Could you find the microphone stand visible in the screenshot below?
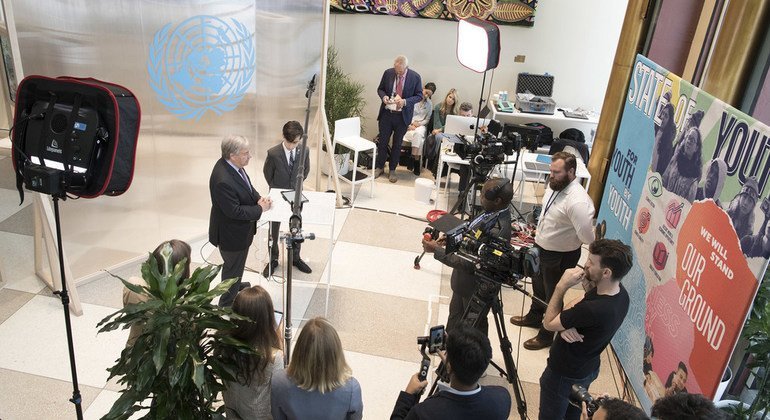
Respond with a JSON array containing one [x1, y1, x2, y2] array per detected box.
[[283, 75, 318, 364]]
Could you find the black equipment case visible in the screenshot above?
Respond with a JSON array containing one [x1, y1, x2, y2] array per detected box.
[[12, 75, 141, 199]]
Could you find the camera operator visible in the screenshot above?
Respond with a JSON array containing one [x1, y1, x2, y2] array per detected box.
[[389, 324, 511, 420], [539, 239, 632, 420], [580, 398, 648, 420], [422, 178, 513, 335], [511, 151, 595, 351], [650, 392, 725, 419]]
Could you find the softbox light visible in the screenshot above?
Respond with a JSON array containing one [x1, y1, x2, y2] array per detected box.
[[457, 18, 500, 73], [12, 76, 141, 200]]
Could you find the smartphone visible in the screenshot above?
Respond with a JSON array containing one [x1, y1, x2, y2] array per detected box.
[[428, 325, 445, 354], [274, 310, 284, 326]]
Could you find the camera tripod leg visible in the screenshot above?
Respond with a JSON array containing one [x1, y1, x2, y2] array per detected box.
[[427, 282, 528, 419]]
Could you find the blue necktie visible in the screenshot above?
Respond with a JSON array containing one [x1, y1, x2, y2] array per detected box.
[[289, 150, 295, 174]]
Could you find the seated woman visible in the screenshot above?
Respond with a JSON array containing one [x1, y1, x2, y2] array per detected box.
[[222, 285, 284, 420], [402, 82, 436, 175], [424, 88, 459, 176], [122, 239, 191, 347], [271, 317, 363, 420]]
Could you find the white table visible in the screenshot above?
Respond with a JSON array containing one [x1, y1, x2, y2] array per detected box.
[[488, 99, 599, 147], [333, 135, 376, 203]]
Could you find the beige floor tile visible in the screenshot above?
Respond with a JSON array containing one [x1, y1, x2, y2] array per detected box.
[[0, 367, 101, 420], [305, 286, 432, 363], [0, 288, 35, 325]]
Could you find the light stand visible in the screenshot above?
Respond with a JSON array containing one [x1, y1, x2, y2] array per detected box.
[[453, 17, 500, 220], [51, 193, 84, 419], [282, 75, 318, 363]]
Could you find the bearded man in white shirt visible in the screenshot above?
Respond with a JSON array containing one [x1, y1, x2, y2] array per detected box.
[[510, 151, 595, 350]]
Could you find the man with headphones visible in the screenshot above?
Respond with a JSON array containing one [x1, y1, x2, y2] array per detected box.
[[422, 178, 513, 335]]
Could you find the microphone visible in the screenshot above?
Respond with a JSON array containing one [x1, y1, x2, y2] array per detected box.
[[305, 74, 317, 98]]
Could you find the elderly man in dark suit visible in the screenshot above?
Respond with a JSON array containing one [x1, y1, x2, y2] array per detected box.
[[262, 121, 312, 277], [209, 135, 272, 307], [375, 55, 423, 183]]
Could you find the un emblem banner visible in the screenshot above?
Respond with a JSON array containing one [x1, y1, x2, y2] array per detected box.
[[148, 15, 256, 121]]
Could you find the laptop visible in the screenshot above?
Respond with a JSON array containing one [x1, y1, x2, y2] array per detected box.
[[444, 115, 490, 137], [524, 154, 552, 172]]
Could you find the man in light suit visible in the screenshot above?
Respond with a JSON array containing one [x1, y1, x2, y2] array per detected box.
[[262, 121, 312, 277], [375, 55, 423, 183], [209, 135, 272, 307]]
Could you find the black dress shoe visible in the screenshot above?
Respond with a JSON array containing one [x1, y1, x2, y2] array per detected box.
[[293, 258, 312, 273], [262, 260, 278, 277], [510, 314, 541, 328], [523, 336, 553, 351]]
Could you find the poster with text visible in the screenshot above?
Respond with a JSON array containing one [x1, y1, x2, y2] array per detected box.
[[597, 54, 769, 412]]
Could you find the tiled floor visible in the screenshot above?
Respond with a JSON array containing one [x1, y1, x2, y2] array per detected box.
[[0, 156, 626, 419]]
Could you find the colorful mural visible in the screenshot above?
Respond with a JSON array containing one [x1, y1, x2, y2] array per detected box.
[[330, 0, 538, 27]]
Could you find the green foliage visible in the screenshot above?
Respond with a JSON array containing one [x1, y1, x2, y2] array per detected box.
[[740, 271, 770, 418], [325, 46, 366, 153], [97, 245, 254, 420]]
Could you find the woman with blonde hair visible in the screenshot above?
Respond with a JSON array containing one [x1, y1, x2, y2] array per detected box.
[[271, 317, 363, 420], [425, 88, 459, 176], [223, 285, 283, 419]]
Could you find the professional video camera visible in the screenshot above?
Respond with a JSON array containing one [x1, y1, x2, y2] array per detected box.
[[569, 385, 609, 418], [456, 122, 518, 176], [428, 214, 532, 286]]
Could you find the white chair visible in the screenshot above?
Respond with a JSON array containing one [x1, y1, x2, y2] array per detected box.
[[333, 117, 376, 203]]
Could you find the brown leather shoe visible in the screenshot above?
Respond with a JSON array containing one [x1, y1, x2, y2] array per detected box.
[[389, 171, 398, 183], [510, 314, 541, 328], [523, 336, 553, 351]]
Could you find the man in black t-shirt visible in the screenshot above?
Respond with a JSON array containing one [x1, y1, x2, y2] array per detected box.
[[539, 239, 632, 420]]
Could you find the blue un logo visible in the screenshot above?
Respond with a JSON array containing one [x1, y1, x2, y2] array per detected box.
[[148, 15, 255, 121]]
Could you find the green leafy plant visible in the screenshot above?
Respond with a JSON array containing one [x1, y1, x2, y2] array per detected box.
[[324, 46, 366, 153], [97, 245, 254, 420], [739, 271, 770, 419]]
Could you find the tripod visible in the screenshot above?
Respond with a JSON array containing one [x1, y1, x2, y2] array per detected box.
[[427, 274, 547, 419], [450, 162, 492, 220]]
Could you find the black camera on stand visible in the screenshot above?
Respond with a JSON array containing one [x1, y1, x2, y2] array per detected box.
[[456, 124, 518, 179], [431, 213, 532, 286]]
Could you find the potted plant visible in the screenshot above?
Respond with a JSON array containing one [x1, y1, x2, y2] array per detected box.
[[717, 270, 770, 418], [322, 46, 366, 176], [97, 245, 253, 419]]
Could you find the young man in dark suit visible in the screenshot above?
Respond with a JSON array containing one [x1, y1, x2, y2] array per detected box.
[[262, 121, 312, 276], [209, 135, 272, 307], [375, 55, 423, 183]]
